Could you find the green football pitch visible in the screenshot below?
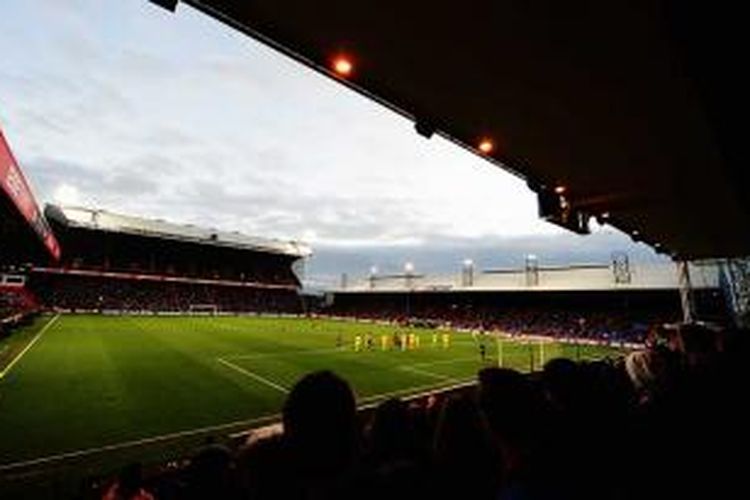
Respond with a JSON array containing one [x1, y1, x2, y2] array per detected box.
[[0, 314, 623, 491]]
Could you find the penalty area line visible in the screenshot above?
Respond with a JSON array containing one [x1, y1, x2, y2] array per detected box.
[[0, 314, 60, 380], [357, 377, 476, 407], [407, 356, 478, 369], [223, 347, 343, 361], [398, 365, 453, 381], [216, 357, 289, 393]]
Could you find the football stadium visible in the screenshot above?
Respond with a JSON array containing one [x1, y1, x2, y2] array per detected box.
[[2, 1, 749, 499]]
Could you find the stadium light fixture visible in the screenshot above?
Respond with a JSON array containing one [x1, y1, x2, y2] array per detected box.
[[404, 262, 415, 274], [463, 258, 474, 268], [478, 138, 494, 154], [369, 265, 378, 276], [554, 185, 567, 194], [332, 56, 354, 77]]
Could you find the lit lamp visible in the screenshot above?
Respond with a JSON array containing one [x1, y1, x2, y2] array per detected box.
[[332, 56, 353, 77], [478, 138, 494, 154]]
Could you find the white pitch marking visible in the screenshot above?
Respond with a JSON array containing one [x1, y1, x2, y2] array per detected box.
[[407, 356, 478, 369], [223, 347, 344, 361], [0, 412, 281, 472], [217, 357, 289, 393], [0, 314, 60, 380], [399, 365, 453, 381], [357, 378, 476, 406]]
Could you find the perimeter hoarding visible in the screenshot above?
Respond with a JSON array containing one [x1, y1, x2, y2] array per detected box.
[[0, 127, 60, 260]]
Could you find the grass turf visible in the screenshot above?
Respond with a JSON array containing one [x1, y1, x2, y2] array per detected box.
[[0, 314, 624, 493]]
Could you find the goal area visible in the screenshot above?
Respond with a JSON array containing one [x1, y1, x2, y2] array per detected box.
[[188, 304, 219, 315]]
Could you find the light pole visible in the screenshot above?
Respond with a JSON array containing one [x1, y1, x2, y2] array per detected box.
[[404, 262, 414, 318], [462, 258, 475, 287], [369, 265, 378, 290]]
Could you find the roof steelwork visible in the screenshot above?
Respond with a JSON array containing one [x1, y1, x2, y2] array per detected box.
[[339, 262, 719, 293], [45, 204, 311, 258], [158, 1, 746, 260]]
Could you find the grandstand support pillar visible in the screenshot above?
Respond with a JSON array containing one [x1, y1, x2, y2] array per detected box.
[[369, 266, 378, 290], [525, 254, 539, 287], [721, 258, 750, 328], [462, 259, 475, 287], [340, 273, 348, 290], [677, 260, 695, 323], [611, 252, 631, 284]]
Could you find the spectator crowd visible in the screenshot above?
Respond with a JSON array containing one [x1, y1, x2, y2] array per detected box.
[[327, 301, 675, 344], [27, 274, 301, 314]]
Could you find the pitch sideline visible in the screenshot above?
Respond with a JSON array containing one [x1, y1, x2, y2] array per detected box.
[[0, 376, 475, 473], [398, 365, 453, 381], [0, 314, 60, 380], [0, 411, 281, 473]]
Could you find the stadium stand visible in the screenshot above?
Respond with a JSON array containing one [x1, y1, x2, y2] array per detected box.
[[30, 273, 299, 314], [325, 287, 727, 344], [42, 205, 305, 286], [26, 205, 311, 313], [0, 275, 37, 317], [1, 130, 54, 332]]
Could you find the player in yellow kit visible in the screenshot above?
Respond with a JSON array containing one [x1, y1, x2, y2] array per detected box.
[[354, 334, 362, 352], [442, 332, 450, 349]]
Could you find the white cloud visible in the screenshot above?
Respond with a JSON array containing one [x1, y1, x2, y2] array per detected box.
[[52, 183, 81, 206]]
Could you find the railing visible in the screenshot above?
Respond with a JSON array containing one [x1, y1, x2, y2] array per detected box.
[[30, 266, 298, 290]]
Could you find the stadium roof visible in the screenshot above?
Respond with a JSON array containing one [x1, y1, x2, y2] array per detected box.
[[337, 261, 719, 293], [45, 204, 312, 258], [159, 1, 746, 260]]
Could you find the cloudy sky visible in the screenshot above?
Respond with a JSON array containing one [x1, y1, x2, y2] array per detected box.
[[0, 0, 663, 287]]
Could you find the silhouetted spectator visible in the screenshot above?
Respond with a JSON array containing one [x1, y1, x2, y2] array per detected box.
[[183, 443, 238, 499], [282, 370, 358, 471], [102, 463, 155, 500], [366, 398, 416, 466], [433, 394, 500, 500]]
